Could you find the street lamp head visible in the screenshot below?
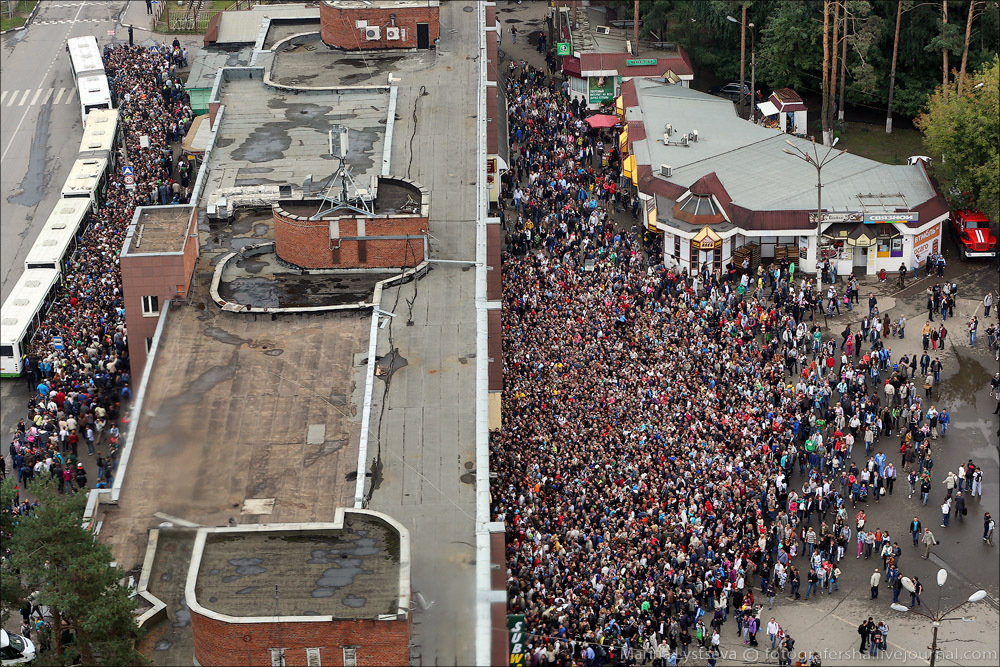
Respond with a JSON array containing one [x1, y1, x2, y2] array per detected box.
[[968, 590, 988, 603], [901, 577, 916, 594], [832, 137, 840, 147], [726, 15, 739, 24], [937, 569, 948, 587], [785, 139, 796, 147], [890, 603, 910, 613], [961, 616, 977, 622], [748, 22, 754, 28]]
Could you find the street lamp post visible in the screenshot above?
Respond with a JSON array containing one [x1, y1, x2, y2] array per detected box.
[[782, 137, 845, 288], [891, 569, 987, 667]]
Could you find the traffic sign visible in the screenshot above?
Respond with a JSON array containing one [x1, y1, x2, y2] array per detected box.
[[122, 165, 136, 190], [52, 336, 64, 351]]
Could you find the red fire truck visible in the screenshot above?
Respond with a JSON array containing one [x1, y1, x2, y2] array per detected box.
[[949, 209, 997, 259]]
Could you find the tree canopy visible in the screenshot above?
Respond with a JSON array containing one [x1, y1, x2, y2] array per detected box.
[[916, 56, 1000, 224], [2, 478, 147, 665], [608, 0, 999, 120]]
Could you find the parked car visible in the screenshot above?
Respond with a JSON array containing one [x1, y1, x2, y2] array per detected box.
[[1, 629, 36, 666], [949, 208, 998, 259], [709, 81, 750, 102]]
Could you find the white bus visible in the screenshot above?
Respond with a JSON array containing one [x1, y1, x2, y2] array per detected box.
[[66, 36, 112, 124], [0, 268, 61, 377], [77, 73, 113, 125], [79, 107, 120, 169], [61, 157, 108, 213], [24, 198, 91, 273]]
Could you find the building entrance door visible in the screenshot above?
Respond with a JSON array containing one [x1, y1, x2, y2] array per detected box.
[[417, 23, 430, 49]]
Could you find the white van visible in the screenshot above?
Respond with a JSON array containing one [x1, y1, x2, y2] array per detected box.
[[0, 628, 36, 665]]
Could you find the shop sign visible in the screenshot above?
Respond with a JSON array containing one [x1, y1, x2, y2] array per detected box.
[[508, 615, 527, 666], [863, 212, 917, 223], [556, 42, 571, 56], [913, 222, 941, 246], [699, 237, 720, 250], [809, 211, 863, 224], [588, 76, 617, 104], [626, 58, 657, 66]]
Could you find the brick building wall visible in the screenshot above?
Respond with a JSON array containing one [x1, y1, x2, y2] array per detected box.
[[120, 210, 199, 379], [190, 609, 411, 666], [320, 1, 440, 50], [274, 208, 427, 269]]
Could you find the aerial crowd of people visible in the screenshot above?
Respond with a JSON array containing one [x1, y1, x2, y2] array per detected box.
[[5, 41, 193, 521], [491, 56, 992, 667]]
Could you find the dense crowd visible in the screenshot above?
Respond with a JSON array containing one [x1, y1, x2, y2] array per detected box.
[[8, 41, 194, 497], [490, 60, 983, 667]]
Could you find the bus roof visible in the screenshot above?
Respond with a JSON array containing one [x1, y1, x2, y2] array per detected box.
[[61, 157, 108, 198], [0, 268, 60, 345], [79, 108, 119, 158], [67, 36, 104, 78], [23, 199, 91, 271], [78, 74, 112, 108]]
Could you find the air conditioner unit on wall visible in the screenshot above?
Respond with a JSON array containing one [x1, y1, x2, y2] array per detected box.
[[386, 27, 400, 40], [365, 26, 381, 40]]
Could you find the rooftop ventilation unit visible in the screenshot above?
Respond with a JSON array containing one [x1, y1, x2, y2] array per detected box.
[[596, 25, 611, 35], [665, 124, 672, 136], [365, 26, 381, 40], [690, 130, 699, 142], [680, 135, 688, 146], [660, 164, 673, 177]]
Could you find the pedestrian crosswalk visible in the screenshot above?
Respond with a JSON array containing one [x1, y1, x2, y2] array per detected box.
[[0, 88, 77, 108], [32, 18, 112, 26]]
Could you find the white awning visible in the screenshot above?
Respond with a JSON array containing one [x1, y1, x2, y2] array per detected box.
[[757, 100, 779, 117]]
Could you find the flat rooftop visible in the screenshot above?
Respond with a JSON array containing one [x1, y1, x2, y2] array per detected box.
[[269, 33, 437, 87], [97, 303, 368, 571], [207, 76, 388, 194], [219, 253, 396, 308], [194, 519, 400, 619], [122, 206, 194, 255]]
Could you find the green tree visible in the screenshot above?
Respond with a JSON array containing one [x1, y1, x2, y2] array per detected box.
[[757, 1, 824, 90], [1, 478, 29, 625], [6, 479, 147, 665], [916, 56, 999, 224]]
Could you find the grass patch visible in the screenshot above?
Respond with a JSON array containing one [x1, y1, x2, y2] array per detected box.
[[0, 0, 37, 32], [807, 119, 927, 165]]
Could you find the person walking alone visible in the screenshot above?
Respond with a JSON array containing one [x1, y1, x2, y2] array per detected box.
[[870, 569, 881, 599], [921, 528, 938, 559]]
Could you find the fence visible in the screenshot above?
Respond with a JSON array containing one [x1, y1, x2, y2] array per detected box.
[[153, 0, 262, 34]]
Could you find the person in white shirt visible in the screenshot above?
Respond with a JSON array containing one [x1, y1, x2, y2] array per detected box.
[[767, 618, 780, 649]]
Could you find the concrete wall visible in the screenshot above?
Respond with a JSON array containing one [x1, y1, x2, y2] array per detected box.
[[190, 611, 410, 666], [320, 2, 440, 50], [274, 208, 427, 269]]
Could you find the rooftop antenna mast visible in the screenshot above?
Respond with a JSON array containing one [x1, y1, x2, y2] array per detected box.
[[312, 127, 374, 219]]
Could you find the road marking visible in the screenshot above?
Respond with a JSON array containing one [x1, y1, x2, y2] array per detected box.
[[41, 89, 53, 105], [17, 90, 31, 106], [53, 88, 65, 105], [0, 1, 86, 165], [0, 91, 6, 104], [29, 89, 43, 106], [6, 91, 18, 107]]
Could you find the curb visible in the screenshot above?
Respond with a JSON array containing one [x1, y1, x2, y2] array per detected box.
[[0, 0, 41, 35]]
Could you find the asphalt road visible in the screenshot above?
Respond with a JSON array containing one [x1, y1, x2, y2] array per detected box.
[[0, 0, 128, 302]]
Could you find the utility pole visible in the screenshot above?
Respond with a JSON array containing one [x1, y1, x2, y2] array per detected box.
[[633, 0, 640, 56], [886, 0, 903, 133], [839, 2, 848, 121], [739, 3, 746, 118]]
